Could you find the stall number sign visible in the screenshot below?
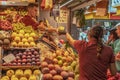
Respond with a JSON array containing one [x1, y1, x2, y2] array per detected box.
[[56, 10, 68, 23], [3, 54, 16, 63], [112, 0, 120, 7]]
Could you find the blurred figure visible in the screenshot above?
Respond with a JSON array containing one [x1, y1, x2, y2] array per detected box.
[[106, 29, 119, 49], [114, 23, 120, 72]]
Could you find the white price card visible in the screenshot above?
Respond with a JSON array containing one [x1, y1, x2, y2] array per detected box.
[[3, 54, 16, 63]]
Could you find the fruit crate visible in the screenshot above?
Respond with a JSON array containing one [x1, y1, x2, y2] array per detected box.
[[1, 68, 41, 80], [1, 48, 41, 68]]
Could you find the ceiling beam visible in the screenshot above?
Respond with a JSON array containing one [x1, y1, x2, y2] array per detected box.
[[71, 0, 102, 11]]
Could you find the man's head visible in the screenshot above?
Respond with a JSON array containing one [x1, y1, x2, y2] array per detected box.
[[115, 23, 120, 37], [27, 3, 38, 18]]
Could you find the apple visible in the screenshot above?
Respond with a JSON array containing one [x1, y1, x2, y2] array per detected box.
[[32, 62, 36, 65], [30, 42, 36, 47], [28, 52, 32, 55], [17, 62, 21, 66], [22, 59, 27, 63], [36, 62, 40, 65], [19, 30, 25, 34], [28, 37, 34, 42], [3, 63, 8, 66], [14, 37, 21, 42], [36, 55, 40, 58], [25, 49, 30, 53], [22, 63, 26, 66], [30, 32, 36, 38], [18, 42, 23, 47], [36, 58, 40, 62], [27, 63, 31, 66], [23, 52, 27, 56], [34, 51, 38, 55], [16, 56, 20, 60], [27, 55, 31, 59], [18, 59, 21, 63], [22, 38, 28, 43], [12, 63, 17, 66], [22, 55, 27, 59], [13, 59, 17, 63], [11, 41, 17, 47], [30, 48, 35, 52], [27, 59, 32, 62], [32, 58, 36, 61], [31, 55, 35, 58], [24, 33, 29, 38], [19, 52, 23, 56]]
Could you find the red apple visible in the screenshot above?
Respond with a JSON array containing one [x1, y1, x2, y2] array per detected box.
[[27, 55, 31, 59], [32, 58, 36, 61], [23, 52, 27, 55], [36, 62, 40, 65], [36, 54, 40, 58], [27, 63, 31, 66], [36, 58, 40, 62], [2, 63, 7, 66], [28, 52, 32, 55], [16, 56, 20, 60], [22, 63, 26, 66], [19, 52, 23, 56], [13, 59, 17, 63], [18, 59, 21, 63], [27, 59, 32, 62], [31, 54, 35, 58], [17, 63, 21, 66], [22, 59, 27, 63], [34, 51, 39, 55], [22, 55, 27, 59], [32, 62, 36, 65], [12, 63, 17, 66]]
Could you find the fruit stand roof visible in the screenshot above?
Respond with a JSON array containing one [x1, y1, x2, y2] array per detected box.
[[60, 0, 102, 11]]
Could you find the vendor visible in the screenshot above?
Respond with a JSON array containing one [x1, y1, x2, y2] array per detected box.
[[20, 3, 39, 30], [20, 3, 57, 32]]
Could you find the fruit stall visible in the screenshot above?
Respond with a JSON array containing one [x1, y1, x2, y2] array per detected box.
[[0, 0, 80, 80]]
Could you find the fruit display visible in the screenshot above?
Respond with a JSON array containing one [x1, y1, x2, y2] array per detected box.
[[11, 22, 38, 48], [40, 47, 79, 80], [0, 20, 13, 30], [1, 69, 41, 80], [2, 49, 40, 66], [0, 31, 11, 47]]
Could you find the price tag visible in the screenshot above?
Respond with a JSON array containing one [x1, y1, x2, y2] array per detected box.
[[3, 54, 16, 63]]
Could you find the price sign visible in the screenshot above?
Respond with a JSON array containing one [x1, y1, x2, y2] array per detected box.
[[112, 0, 120, 7], [3, 54, 16, 63]]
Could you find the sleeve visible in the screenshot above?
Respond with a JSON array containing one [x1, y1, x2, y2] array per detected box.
[[74, 40, 86, 53]]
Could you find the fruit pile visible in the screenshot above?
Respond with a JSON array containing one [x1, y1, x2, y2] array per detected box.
[[0, 20, 13, 30], [0, 31, 11, 46], [11, 22, 38, 48], [1, 69, 41, 80], [2, 49, 40, 66], [40, 48, 79, 80]]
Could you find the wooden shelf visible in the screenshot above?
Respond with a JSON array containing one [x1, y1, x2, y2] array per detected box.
[[2, 66, 40, 70]]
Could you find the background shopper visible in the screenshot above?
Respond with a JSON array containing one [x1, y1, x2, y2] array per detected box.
[[66, 25, 117, 80]]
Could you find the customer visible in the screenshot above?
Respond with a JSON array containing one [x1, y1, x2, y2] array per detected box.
[[114, 23, 120, 73], [106, 29, 119, 49], [20, 3, 57, 32], [66, 25, 117, 80]]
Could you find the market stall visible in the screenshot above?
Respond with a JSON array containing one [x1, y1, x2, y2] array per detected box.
[[0, 0, 79, 80]]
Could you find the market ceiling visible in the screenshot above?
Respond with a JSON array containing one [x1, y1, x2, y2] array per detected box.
[[60, 0, 102, 11]]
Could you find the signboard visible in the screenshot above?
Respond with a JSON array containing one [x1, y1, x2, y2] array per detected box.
[[110, 12, 120, 20], [56, 10, 68, 23], [112, 0, 120, 7], [3, 54, 16, 63]]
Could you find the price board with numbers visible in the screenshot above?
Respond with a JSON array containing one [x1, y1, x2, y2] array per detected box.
[[56, 10, 68, 23]]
